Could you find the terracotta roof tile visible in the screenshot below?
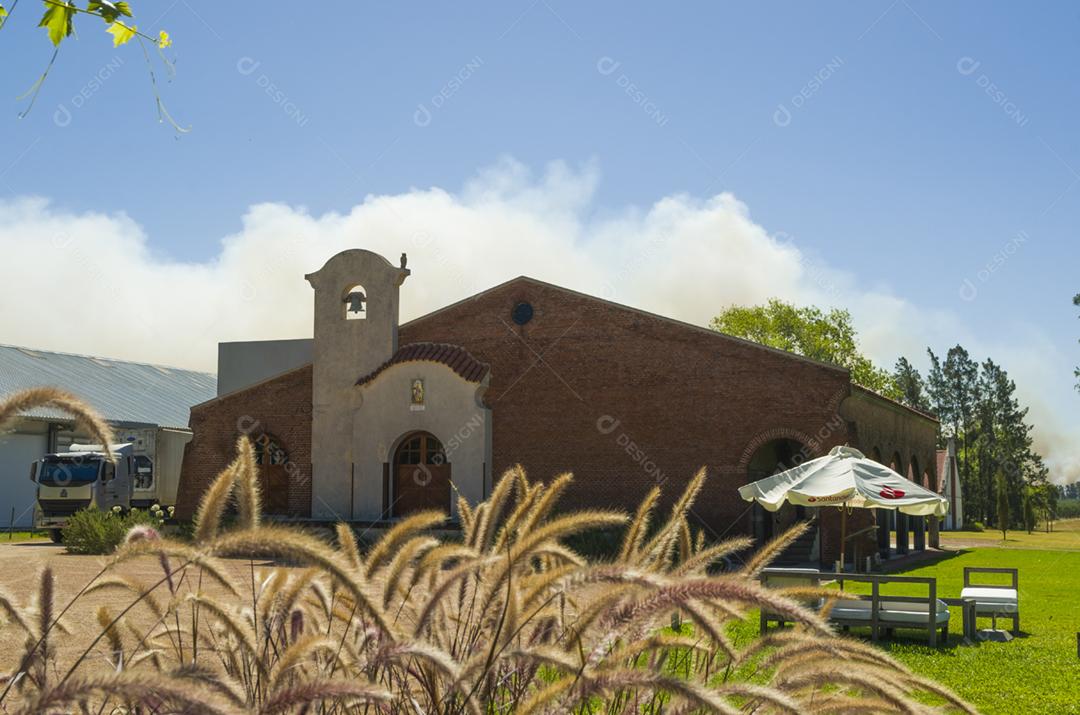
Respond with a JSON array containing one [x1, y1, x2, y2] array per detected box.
[[355, 342, 490, 386]]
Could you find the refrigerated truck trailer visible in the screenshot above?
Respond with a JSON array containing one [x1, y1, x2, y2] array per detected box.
[[30, 427, 192, 540]]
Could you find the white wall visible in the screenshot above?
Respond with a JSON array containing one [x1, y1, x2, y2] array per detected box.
[[0, 426, 48, 528], [336, 361, 491, 521]]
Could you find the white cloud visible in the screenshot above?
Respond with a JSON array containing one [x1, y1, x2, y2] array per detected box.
[[1, 158, 1077, 483]]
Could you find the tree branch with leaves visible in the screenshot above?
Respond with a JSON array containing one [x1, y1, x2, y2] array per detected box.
[[2, 0, 187, 131]]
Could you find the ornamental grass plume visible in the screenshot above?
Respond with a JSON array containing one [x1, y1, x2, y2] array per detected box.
[[0, 391, 975, 713]]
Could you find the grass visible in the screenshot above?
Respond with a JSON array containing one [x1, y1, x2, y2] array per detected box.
[[735, 541, 1080, 715], [882, 548, 1080, 715], [0, 530, 49, 543], [938, 517, 1080, 551]]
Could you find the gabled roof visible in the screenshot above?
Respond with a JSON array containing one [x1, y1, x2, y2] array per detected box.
[[0, 343, 216, 429], [402, 275, 851, 374], [356, 343, 489, 386]]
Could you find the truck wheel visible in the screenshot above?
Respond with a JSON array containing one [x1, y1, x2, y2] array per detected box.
[[50, 529, 63, 544]]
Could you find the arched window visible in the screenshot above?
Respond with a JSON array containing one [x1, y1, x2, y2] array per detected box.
[[344, 284, 367, 320], [254, 434, 288, 466], [396, 433, 447, 466]]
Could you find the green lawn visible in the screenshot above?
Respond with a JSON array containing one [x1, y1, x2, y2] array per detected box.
[[0, 530, 49, 543], [735, 547, 1080, 714], [877, 548, 1080, 715], [939, 518, 1080, 552]]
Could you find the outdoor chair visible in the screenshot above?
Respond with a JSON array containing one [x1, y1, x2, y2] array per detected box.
[[761, 569, 950, 647], [959, 567, 1020, 635], [828, 573, 950, 647], [758, 567, 823, 633]]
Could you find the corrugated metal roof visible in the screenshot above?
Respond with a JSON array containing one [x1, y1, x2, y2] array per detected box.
[[0, 343, 216, 429]]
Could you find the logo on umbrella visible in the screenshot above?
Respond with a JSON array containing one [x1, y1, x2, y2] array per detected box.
[[879, 486, 905, 499]]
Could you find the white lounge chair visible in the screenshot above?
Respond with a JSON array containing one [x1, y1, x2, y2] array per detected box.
[[759, 570, 950, 646], [826, 573, 950, 647], [959, 567, 1019, 635]]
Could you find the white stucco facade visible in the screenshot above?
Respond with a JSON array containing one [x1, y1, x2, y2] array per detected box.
[[351, 362, 491, 520], [305, 249, 491, 521]]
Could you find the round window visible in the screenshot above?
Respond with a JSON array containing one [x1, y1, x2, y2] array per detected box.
[[511, 301, 534, 325]]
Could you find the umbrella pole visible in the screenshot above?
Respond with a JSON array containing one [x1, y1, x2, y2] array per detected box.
[[839, 503, 847, 573]]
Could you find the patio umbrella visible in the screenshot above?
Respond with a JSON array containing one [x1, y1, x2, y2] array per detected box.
[[738, 445, 949, 568]]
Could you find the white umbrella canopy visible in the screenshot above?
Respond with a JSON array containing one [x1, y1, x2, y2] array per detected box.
[[738, 445, 948, 567]]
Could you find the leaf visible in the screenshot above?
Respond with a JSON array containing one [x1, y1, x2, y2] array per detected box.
[[38, 0, 75, 46], [88, 0, 132, 22], [157, 28, 170, 47], [106, 20, 135, 46], [0, 5, 7, 22]]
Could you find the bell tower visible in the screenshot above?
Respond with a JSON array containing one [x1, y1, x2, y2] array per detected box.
[[305, 249, 410, 517]]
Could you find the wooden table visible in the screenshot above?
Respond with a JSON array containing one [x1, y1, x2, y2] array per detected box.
[[942, 597, 977, 643]]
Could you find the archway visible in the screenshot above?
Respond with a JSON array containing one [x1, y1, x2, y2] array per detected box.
[[392, 432, 450, 517], [747, 438, 807, 544]]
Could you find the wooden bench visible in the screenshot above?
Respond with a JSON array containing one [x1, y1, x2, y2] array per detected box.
[[960, 566, 1020, 635], [760, 569, 951, 647]]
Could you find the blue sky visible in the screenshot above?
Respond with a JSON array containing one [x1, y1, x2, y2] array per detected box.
[[1, 2, 1078, 478]]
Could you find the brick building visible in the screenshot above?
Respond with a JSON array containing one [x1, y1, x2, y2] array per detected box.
[[177, 249, 939, 566]]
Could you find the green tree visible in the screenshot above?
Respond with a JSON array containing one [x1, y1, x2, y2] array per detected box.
[[710, 299, 899, 397], [927, 346, 979, 510], [1022, 487, 1035, 534], [893, 356, 929, 411], [996, 472, 1010, 539]]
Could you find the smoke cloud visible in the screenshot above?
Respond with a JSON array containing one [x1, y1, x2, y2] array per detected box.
[[1, 158, 1076, 483]]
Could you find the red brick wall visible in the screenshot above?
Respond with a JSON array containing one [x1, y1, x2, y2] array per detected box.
[[177, 277, 939, 568], [175, 365, 313, 520], [399, 279, 855, 540]]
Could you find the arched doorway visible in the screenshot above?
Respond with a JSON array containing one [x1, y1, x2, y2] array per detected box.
[[253, 433, 290, 515], [392, 432, 450, 517], [747, 438, 807, 544]]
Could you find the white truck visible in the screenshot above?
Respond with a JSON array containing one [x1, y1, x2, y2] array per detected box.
[[30, 427, 191, 542]]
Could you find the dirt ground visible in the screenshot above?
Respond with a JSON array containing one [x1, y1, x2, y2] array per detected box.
[[0, 541, 278, 677]]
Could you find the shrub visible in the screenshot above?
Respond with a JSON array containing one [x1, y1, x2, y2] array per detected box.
[[61, 507, 163, 555]]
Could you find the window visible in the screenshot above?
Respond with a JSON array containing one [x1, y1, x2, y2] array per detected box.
[[395, 434, 446, 466], [254, 435, 288, 466], [425, 436, 446, 465], [133, 456, 154, 491], [344, 283, 367, 320]]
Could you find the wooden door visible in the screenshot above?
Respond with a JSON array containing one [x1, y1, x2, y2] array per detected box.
[[393, 433, 450, 517], [260, 466, 290, 515]]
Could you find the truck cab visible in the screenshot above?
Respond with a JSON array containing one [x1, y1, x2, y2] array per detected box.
[[31, 443, 134, 542]]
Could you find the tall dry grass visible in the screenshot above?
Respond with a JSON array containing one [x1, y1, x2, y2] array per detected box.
[[0, 388, 975, 713]]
